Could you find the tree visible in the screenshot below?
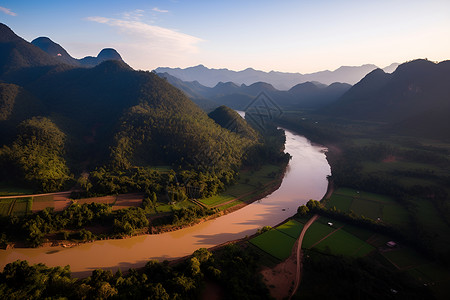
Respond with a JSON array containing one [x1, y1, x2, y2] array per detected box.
[[297, 205, 310, 216]]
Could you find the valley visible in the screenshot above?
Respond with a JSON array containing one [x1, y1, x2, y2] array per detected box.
[[0, 6, 449, 298]]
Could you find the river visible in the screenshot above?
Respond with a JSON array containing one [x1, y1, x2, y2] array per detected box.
[[0, 129, 330, 277]]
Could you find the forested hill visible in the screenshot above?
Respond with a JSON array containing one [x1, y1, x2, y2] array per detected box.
[[208, 105, 259, 140], [0, 23, 263, 193], [321, 59, 450, 139], [0, 23, 61, 75]]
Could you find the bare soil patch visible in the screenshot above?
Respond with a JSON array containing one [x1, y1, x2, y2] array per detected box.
[[382, 155, 398, 163], [261, 239, 298, 300], [112, 193, 144, 210]]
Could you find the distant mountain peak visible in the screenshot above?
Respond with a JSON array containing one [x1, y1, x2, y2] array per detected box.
[[32, 37, 70, 56], [155, 62, 398, 89], [97, 48, 122, 61]]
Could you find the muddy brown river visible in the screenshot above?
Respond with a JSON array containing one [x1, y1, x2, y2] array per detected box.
[[0, 129, 330, 277]]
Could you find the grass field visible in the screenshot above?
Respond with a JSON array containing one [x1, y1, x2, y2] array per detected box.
[[411, 199, 450, 252], [11, 198, 30, 216], [276, 219, 304, 239], [0, 197, 32, 216], [341, 224, 373, 241], [302, 222, 335, 249], [325, 188, 410, 226], [327, 194, 353, 211], [199, 194, 234, 207], [313, 229, 375, 257], [382, 248, 429, 269], [0, 199, 13, 216], [194, 163, 283, 211], [249, 229, 296, 260], [218, 200, 243, 211]]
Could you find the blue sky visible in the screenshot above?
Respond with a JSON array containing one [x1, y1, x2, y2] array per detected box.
[[1, 0, 449, 73]]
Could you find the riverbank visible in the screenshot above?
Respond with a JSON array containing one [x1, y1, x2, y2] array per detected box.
[[0, 128, 330, 279]]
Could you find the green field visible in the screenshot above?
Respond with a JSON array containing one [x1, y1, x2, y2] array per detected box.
[[382, 248, 429, 269], [326, 188, 410, 226], [362, 160, 443, 175], [199, 194, 234, 207], [276, 219, 304, 239], [218, 200, 243, 211], [0, 199, 13, 216], [327, 194, 353, 211], [341, 224, 373, 241], [313, 229, 375, 257], [411, 199, 450, 251], [12, 198, 29, 216], [302, 222, 335, 249], [350, 198, 382, 219], [0, 197, 31, 216], [249, 229, 296, 260]]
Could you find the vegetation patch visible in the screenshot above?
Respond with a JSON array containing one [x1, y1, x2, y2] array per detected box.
[[0, 199, 13, 216], [326, 194, 353, 211], [249, 229, 296, 260], [313, 229, 374, 257], [382, 248, 429, 270], [302, 222, 335, 249], [275, 219, 304, 239], [199, 194, 234, 207], [11, 198, 30, 216], [341, 224, 373, 241]]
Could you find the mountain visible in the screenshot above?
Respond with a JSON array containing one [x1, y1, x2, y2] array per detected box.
[[79, 48, 123, 67], [0, 23, 260, 192], [32, 36, 123, 67], [31, 37, 80, 66], [158, 72, 219, 111], [321, 59, 450, 139], [0, 24, 61, 75], [208, 105, 259, 140], [158, 72, 351, 111], [155, 63, 398, 90]]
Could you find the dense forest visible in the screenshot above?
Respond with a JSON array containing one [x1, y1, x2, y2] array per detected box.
[[0, 23, 287, 200]]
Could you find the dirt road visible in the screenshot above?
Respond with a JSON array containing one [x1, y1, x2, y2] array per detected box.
[[289, 214, 319, 299]]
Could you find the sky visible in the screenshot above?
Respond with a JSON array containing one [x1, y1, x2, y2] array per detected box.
[[1, 0, 449, 73]]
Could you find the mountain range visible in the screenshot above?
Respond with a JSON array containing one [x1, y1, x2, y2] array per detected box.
[[31, 37, 123, 67], [158, 72, 351, 111], [322, 59, 450, 139], [155, 63, 399, 90]]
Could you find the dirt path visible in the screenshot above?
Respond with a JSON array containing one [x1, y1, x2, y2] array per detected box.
[[289, 214, 319, 299], [261, 214, 319, 300]]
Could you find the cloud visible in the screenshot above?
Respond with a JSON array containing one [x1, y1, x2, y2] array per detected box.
[[85, 16, 203, 69], [122, 9, 145, 20], [0, 6, 17, 16], [86, 17, 202, 51], [152, 7, 169, 13]]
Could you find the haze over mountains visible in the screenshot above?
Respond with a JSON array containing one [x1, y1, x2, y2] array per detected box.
[[158, 72, 351, 111], [156, 63, 400, 90]]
